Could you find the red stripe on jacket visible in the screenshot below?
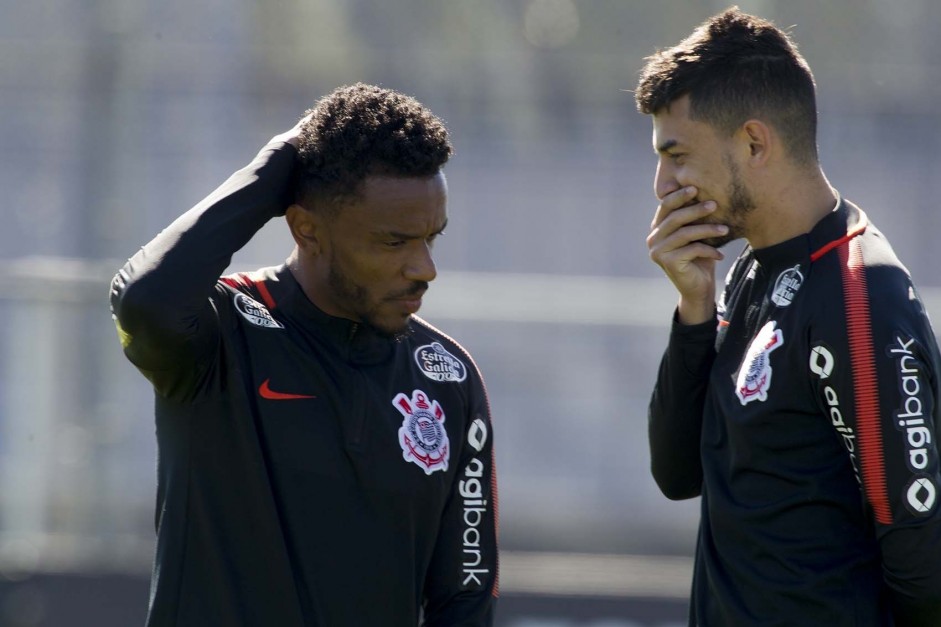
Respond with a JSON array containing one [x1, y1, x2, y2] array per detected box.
[[220, 272, 277, 310], [839, 239, 892, 525]]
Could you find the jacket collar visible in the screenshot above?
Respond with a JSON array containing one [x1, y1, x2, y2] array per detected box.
[[267, 264, 400, 365], [750, 196, 867, 270]]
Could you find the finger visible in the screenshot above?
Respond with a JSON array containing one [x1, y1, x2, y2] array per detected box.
[[652, 242, 725, 277], [293, 112, 314, 131], [657, 200, 718, 235], [651, 186, 697, 229], [648, 226, 728, 272], [664, 241, 725, 264], [649, 221, 728, 249], [647, 206, 723, 251], [273, 112, 315, 146]]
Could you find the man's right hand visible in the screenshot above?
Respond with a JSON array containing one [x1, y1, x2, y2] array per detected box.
[[646, 186, 728, 325], [270, 112, 314, 149]]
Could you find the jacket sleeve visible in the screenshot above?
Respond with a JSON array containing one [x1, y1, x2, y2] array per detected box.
[[422, 363, 498, 626], [810, 263, 941, 625], [109, 140, 297, 398], [648, 311, 717, 500]]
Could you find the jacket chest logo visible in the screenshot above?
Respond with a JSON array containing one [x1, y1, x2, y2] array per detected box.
[[414, 342, 467, 382], [735, 320, 783, 405], [233, 293, 283, 329], [392, 389, 450, 474], [770, 264, 803, 307]]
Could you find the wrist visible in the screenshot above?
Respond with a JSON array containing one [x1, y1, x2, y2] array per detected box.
[[677, 296, 716, 326]]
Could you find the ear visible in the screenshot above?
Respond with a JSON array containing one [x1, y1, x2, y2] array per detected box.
[[740, 119, 774, 166], [285, 203, 324, 254]]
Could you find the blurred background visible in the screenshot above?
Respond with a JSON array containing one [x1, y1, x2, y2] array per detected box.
[[3, 0, 941, 625]]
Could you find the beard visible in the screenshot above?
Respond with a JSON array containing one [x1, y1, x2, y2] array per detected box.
[[326, 257, 424, 340], [698, 156, 756, 249]]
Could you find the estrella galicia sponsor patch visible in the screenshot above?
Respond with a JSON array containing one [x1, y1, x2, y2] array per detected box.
[[392, 389, 450, 475], [771, 264, 803, 307], [234, 293, 284, 329], [735, 320, 783, 405], [414, 342, 467, 382]]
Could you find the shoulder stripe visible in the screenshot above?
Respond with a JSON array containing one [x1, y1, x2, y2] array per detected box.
[[839, 239, 892, 525], [219, 272, 277, 310], [255, 280, 276, 310], [810, 218, 867, 262], [219, 276, 243, 290]]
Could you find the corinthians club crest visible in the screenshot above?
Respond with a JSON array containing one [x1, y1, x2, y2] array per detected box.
[[392, 389, 450, 475], [735, 320, 783, 405]]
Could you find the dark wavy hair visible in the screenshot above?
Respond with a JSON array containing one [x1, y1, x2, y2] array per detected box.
[[295, 83, 452, 211], [635, 7, 818, 165]]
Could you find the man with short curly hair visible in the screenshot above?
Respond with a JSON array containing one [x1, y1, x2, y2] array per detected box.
[[111, 84, 498, 626]]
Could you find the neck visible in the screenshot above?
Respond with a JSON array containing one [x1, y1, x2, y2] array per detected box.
[[745, 164, 837, 250], [286, 248, 328, 313]]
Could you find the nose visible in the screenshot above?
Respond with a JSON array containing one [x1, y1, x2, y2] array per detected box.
[[654, 159, 681, 201], [404, 241, 437, 283]]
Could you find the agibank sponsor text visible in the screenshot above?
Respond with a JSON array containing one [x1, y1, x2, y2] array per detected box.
[[459, 458, 490, 587], [889, 336, 938, 514], [890, 337, 933, 472]]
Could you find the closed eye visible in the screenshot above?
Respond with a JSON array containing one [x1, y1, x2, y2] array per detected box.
[[379, 222, 446, 249]]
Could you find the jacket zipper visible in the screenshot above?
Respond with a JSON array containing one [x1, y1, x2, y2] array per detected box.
[[347, 323, 367, 449]]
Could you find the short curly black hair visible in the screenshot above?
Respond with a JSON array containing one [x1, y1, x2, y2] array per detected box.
[[295, 83, 452, 211]]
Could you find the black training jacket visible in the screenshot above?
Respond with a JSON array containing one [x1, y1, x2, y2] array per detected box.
[[110, 140, 498, 626], [650, 200, 941, 626]]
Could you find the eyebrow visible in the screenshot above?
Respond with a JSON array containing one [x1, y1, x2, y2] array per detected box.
[[384, 219, 449, 240]]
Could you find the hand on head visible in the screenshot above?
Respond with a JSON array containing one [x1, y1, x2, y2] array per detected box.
[[272, 112, 315, 148]]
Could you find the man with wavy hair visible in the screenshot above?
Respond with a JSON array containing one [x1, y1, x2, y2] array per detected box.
[[638, 8, 941, 626], [111, 84, 498, 626]]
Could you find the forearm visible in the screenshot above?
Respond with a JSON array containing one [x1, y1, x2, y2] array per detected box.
[[111, 141, 296, 361], [423, 456, 498, 626], [423, 388, 498, 626], [818, 263, 941, 624], [883, 520, 941, 626], [889, 590, 941, 627], [648, 311, 715, 499]]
